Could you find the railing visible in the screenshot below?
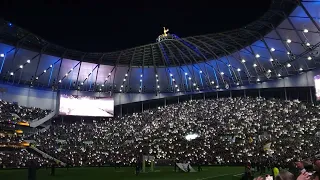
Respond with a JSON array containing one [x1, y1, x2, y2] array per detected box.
[[30, 111, 56, 127]]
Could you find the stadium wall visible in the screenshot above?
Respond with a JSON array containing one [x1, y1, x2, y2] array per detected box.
[[0, 69, 318, 109]]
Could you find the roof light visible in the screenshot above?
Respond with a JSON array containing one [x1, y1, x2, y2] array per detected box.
[[228, 64, 231, 67], [125, 73, 128, 77], [236, 82, 240, 86], [287, 39, 292, 43], [170, 73, 173, 77], [277, 74, 281, 77], [306, 42, 311, 47], [172, 78, 175, 81], [175, 84, 178, 88], [267, 69, 272, 73], [140, 79, 142, 82], [121, 85, 123, 87], [43, 70, 47, 73], [241, 59, 246, 63], [108, 73, 111, 76], [220, 72, 224, 75], [120, 89, 122, 92], [199, 70, 202, 73], [81, 82, 84, 85], [193, 83, 196, 86], [99, 89, 102, 91], [216, 85, 219, 88], [102, 84, 104, 87], [299, 68, 303, 71], [177, 89, 180, 92], [27, 60, 30, 63], [59, 80, 62, 83], [253, 64, 257, 67], [270, 58, 274, 62], [255, 54, 260, 58], [65, 73, 68, 76], [123, 79, 126, 81], [287, 51, 291, 55], [19, 65, 23, 69], [270, 48, 275, 52], [35, 77, 38, 80], [157, 85, 160, 88], [196, 87, 199, 90], [237, 68, 241, 72], [211, 81, 215, 84], [308, 56, 312, 60], [10, 72, 13, 76], [156, 79, 159, 82], [303, 29, 309, 33], [155, 74, 158, 77], [0, 53, 4, 57], [287, 63, 291, 68], [257, 78, 260, 82], [188, 77, 191, 80], [185, 72, 188, 75], [50, 65, 53, 68], [140, 74, 143, 77]]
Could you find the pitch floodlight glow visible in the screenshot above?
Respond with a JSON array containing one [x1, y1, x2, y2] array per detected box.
[[43, 70, 47, 73], [270, 48, 275, 52], [286, 39, 292, 43], [303, 29, 309, 33], [19, 65, 23, 69], [125, 73, 128, 76], [306, 42, 311, 47], [308, 56, 312, 60], [27, 60, 30, 63], [185, 72, 188, 75], [0, 53, 4, 57], [220, 72, 224, 75], [50, 65, 53, 68], [287, 63, 291, 68], [270, 58, 274, 62], [241, 59, 246, 63], [10, 72, 13, 76], [255, 54, 260, 58], [253, 64, 257, 67], [237, 68, 241, 72]]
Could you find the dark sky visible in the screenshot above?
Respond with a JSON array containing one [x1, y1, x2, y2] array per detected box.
[[0, 0, 272, 52]]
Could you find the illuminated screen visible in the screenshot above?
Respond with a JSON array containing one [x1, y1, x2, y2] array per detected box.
[[315, 75, 320, 101], [59, 94, 114, 117]]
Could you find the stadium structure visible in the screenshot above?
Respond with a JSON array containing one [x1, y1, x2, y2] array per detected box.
[[0, 0, 319, 117]]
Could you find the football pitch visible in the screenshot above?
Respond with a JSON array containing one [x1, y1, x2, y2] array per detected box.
[[0, 166, 245, 180]]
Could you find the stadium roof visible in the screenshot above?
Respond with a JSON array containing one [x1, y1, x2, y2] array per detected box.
[[0, 0, 318, 94]]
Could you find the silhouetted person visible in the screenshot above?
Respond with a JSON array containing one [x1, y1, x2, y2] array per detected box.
[[28, 160, 38, 180], [187, 164, 190, 173], [50, 162, 56, 176]]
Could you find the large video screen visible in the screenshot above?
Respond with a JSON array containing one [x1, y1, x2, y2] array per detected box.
[[315, 75, 320, 101], [59, 94, 114, 117]]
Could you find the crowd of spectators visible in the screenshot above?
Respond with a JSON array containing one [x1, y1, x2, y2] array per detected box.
[[1, 97, 320, 175]]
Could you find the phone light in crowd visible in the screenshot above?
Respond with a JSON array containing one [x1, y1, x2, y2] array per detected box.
[[287, 51, 290, 55], [268, 69, 272, 73], [185, 133, 199, 141], [0, 53, 4, 57]]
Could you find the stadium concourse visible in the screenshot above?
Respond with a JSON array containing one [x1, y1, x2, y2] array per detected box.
[[2, 0, 320, 180]]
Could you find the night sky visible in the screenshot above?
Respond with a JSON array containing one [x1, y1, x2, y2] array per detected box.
[[0, 0, 271, 52]]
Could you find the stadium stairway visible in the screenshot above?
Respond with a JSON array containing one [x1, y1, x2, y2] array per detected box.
[[28, 145, 66, 166], [30, 111, 56, 128]]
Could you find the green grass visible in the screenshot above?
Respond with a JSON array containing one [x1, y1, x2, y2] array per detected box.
[[0, 166, 245, 180]]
